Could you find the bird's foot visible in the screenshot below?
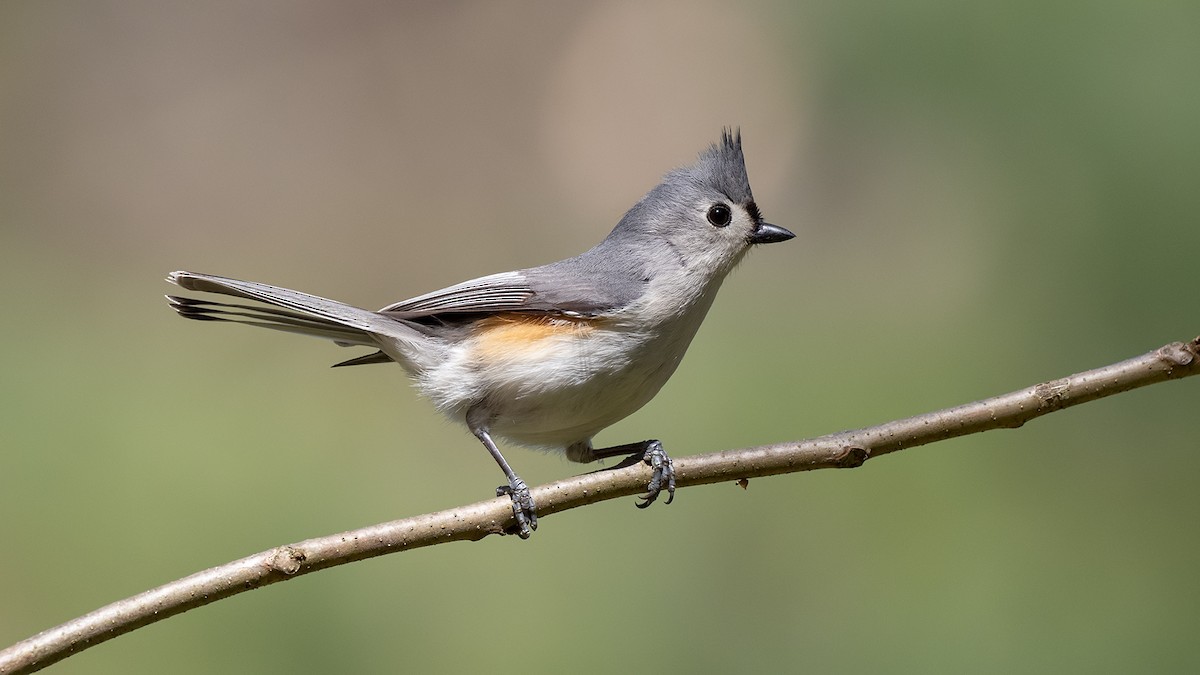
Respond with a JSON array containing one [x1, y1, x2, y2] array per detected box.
[[496, 478, 537, 538], [635, 440, 675, 509]]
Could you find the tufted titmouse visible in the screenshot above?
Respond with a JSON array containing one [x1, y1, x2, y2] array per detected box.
[[166, 130, 793, 538]]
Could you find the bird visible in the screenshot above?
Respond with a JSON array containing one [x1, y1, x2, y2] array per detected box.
[[166, 129, 793, 538]]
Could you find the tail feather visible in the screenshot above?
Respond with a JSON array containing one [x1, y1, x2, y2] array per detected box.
[[331, 350, 395, 367], [165, 271, 422, 358], [166, 295, 375, 345], [167, 271, 399, 334]]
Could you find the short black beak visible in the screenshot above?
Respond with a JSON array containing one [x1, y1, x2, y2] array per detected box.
[[748, 222, 795, 245]]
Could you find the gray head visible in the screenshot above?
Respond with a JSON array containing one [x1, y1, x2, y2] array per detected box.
[[601, 129, 794, 278]]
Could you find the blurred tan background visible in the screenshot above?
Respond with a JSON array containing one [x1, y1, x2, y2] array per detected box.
[[2, 2, 1199, 673]]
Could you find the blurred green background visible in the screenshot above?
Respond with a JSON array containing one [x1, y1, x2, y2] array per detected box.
[[2, 2, 1198, 673]]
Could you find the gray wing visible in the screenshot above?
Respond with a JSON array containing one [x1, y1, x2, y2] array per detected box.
[[379, 271, 537, 315], [379, 261, 642, 319]]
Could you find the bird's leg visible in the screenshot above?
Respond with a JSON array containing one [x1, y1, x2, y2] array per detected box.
[[569, 439, 676, 508], [468, 409, 536, 538]]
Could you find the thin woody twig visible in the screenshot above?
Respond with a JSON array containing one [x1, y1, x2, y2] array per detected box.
[[2, 337, 1197, 675]]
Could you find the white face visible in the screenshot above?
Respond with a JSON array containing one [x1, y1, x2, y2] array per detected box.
[[668, 192, 763, 279]]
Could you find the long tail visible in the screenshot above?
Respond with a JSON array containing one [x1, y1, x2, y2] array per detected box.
[[165, 271, 410, 366]]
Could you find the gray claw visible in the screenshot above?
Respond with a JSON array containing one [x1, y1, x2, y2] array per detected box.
[[636, 440, 675, 509], [496, 478, 537, 538]]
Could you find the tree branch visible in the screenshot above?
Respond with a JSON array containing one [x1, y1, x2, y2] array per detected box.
[[3, 337, 1198, 674]]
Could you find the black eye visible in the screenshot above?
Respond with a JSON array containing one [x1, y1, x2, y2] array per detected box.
[[707, 204, 732, 227]]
